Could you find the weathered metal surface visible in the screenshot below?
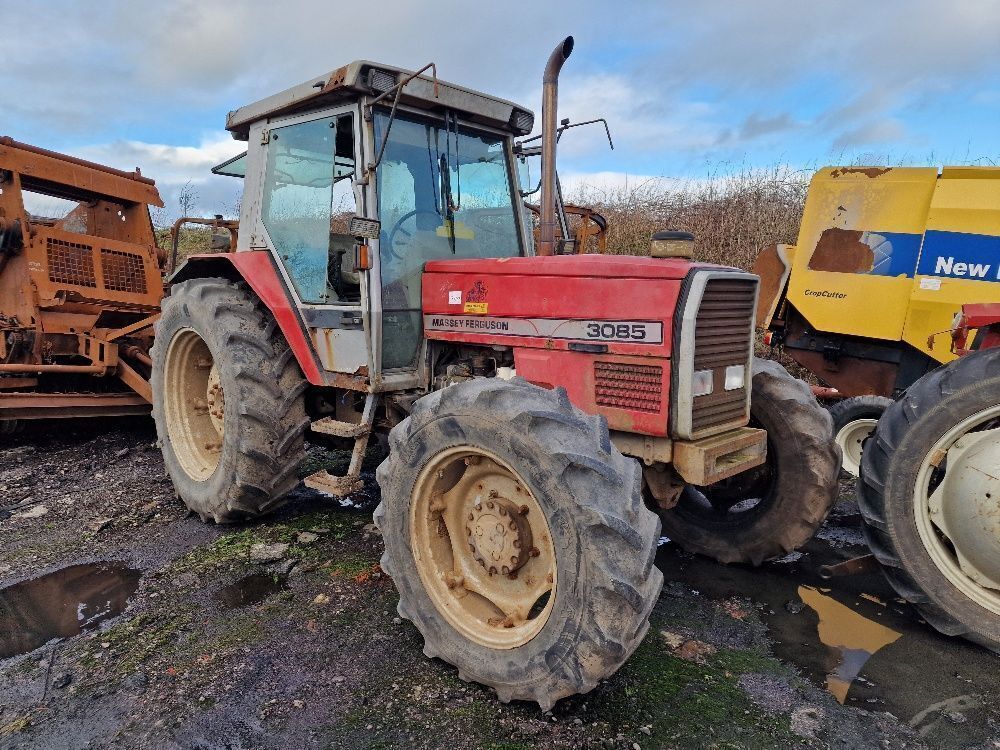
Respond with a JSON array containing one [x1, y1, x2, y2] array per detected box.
[[0, 391, 150, 419], [0, 139, 162, 421], [671, 426, 767, 486], [537, 37, 574, 257]]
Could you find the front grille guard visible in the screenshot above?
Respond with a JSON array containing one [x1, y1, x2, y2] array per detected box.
[[671, 269, 759, 440]]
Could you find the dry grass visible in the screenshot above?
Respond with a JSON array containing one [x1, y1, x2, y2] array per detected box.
[[567, 164, 810, 270]]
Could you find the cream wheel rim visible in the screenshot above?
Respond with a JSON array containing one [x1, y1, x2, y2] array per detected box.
[[409, 446, 557, 649], [913, 404, 1000, 615], [836, 418, 878, 477], [163, 328, 224, 482]]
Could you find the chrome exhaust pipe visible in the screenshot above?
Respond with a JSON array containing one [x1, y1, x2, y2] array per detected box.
[[537, 35, 574, 257]]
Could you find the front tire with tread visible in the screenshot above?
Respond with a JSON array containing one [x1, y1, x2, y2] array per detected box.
[[659, 358, 841, 565], [374, 377, 663, 709]]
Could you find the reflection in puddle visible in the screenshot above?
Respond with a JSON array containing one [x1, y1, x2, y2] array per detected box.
[[656, 537, 1000, 748], [797, 585, 901, 703], [0, 562, 141, 659], [215, 573, 287, 609]]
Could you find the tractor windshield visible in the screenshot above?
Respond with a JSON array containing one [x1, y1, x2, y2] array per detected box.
[[374, 110, 522, 370]]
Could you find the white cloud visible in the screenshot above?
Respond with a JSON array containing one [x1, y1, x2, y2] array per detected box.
[[72, 134, 246, 220]]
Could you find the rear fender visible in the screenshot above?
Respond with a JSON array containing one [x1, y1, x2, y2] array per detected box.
[[169, 252, 324, 384]]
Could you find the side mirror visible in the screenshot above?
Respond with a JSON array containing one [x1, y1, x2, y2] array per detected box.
[[349, 215, 381, 240]]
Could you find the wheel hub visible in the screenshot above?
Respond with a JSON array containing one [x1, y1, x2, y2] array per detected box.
[[466, 494, 533, 576], [206, 364, 225, 436], [927, 425, 1000, 590], [836, 418, 878, 478]]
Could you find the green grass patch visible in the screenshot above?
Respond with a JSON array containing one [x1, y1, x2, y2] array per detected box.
[[588, 625, 798, 749]]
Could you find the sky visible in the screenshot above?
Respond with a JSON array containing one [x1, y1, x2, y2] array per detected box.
[[3, 0, 999, 220]]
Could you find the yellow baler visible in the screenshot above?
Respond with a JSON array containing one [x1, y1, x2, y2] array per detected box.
[[756, 165, 1000, 473]]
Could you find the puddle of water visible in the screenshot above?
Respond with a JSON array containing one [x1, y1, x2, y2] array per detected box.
[[656, 538, 1000, 748], [215, 573, 287, 609], [796, 585, 901, 703], [0, 562, 141, 659]]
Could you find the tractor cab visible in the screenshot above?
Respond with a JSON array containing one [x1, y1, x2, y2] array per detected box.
[[208, 61, 535, 386]]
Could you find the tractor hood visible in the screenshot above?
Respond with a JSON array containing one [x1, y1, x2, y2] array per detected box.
[[424, 254, 703, 280]]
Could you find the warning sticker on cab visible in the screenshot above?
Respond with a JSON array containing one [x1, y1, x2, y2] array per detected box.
[[464, 302, 488, 314]]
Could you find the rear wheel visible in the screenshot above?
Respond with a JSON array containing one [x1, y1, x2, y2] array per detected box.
[[374, 378, 662, 709], [658, 358, 841, 565], [151, 277, 308, 522], [859, 348, 1000, 650], [829, 395, 892, 477]]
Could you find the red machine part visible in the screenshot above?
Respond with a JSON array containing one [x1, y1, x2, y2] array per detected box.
[[423, 255, 692, 436], [173, 251, 325, 385], [952, 303, 1000, 355]]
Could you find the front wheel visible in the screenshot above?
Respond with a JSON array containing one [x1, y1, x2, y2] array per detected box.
[[658, 358, 841, 565], [858, 347, 1000, 651], [374, 378, 662, 709]]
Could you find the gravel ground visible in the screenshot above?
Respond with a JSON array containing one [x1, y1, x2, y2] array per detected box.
[[1, 418, 997, 749]]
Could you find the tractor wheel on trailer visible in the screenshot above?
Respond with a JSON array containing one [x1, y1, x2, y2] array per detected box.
[[374, 377, 662, 710], [151, 277, 309, 523], [829, 395, 893, 477], [858, 347, 1000, 651], [658, 357, 841, 566]]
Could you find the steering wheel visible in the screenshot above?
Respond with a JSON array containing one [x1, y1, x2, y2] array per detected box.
[[385, 210, 444, 261]]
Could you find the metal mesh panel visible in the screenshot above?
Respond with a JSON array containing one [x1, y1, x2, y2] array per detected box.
[[101, 249, 148, 294], [47, 237, 96, 288], [595, 361, 663, 413]]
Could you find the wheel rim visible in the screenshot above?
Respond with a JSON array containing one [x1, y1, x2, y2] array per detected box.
[[163, 328, 224, 482], [409, 446, 557, 649], [913, 404, 1000, 615], [836, 418, 878, 478]]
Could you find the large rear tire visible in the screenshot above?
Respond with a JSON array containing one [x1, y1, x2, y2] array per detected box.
[[151, 277, 309, 522], [829, 395, 893, 477], [658, 358, 841, 565], [858, 347, 1000, 651], [374, 378, 662, 710]]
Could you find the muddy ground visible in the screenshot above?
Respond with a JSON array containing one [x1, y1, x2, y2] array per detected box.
[[1, 419, 998, 750]]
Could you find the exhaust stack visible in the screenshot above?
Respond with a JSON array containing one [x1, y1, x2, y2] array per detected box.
[[537, 36, 574, 257]]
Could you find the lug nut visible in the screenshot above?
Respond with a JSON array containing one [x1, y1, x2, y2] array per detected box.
[[518, 504, 528, 515], [529, 547, 540, 558]]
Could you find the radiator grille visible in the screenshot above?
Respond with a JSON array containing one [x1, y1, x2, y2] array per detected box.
[[690, 277, 756, 433], [595, 361, 663, 413], [101, 249, 148, 294], [47, 237, 96, 288]]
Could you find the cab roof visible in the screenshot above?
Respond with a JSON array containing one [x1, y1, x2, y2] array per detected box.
[[226, 61, 534, 141]]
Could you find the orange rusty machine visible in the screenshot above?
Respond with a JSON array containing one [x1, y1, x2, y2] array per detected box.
[[0, 137, 164, 430]]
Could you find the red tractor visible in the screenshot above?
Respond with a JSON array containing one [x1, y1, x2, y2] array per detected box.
[[153, 39, 839, 707], [859, 303, 1000, 650]]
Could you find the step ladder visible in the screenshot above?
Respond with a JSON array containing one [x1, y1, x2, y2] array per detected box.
[[304, 393, 378, 497]]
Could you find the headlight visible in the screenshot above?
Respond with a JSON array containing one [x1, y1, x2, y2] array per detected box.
[[692, 369, 714, 397], [724, 364, 745, 391]]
